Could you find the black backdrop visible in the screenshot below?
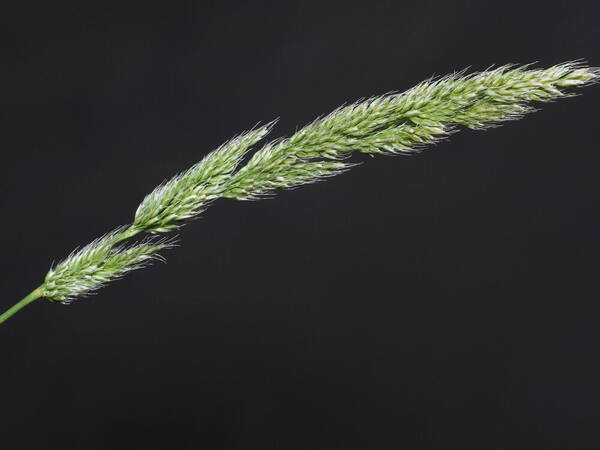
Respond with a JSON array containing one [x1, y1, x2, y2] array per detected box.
[[2, 1, 600, 449]]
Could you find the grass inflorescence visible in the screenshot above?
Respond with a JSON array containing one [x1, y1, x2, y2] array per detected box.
[[0, 61, 597, 324]]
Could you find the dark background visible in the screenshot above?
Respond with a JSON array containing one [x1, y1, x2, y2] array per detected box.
[[1, 1, 600, 448]]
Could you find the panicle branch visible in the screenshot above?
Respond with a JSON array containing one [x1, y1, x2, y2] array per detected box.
[[42, 228, 175, 303], [223, 62, 598, 199], [132, 122, 276, 233]]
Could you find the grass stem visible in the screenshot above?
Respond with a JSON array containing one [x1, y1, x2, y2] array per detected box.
[[0, 287, 44, 325]]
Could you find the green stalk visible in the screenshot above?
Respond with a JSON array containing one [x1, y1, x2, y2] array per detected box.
[[0, 287, 44, 325]]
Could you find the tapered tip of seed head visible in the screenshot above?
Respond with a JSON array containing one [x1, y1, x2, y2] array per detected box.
[[567, 67, 599, 84], [553, 61, 600, 87], [581, 67, 600, 83]]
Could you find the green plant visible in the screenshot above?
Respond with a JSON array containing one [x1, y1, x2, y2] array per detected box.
[[1, 61, 597, 325]]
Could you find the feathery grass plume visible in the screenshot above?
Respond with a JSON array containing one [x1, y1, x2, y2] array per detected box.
[[132, 122, 275, 233], [223, 62, 598, 199], [0, 61, 597, 324], [42, 229, 174, 303]]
